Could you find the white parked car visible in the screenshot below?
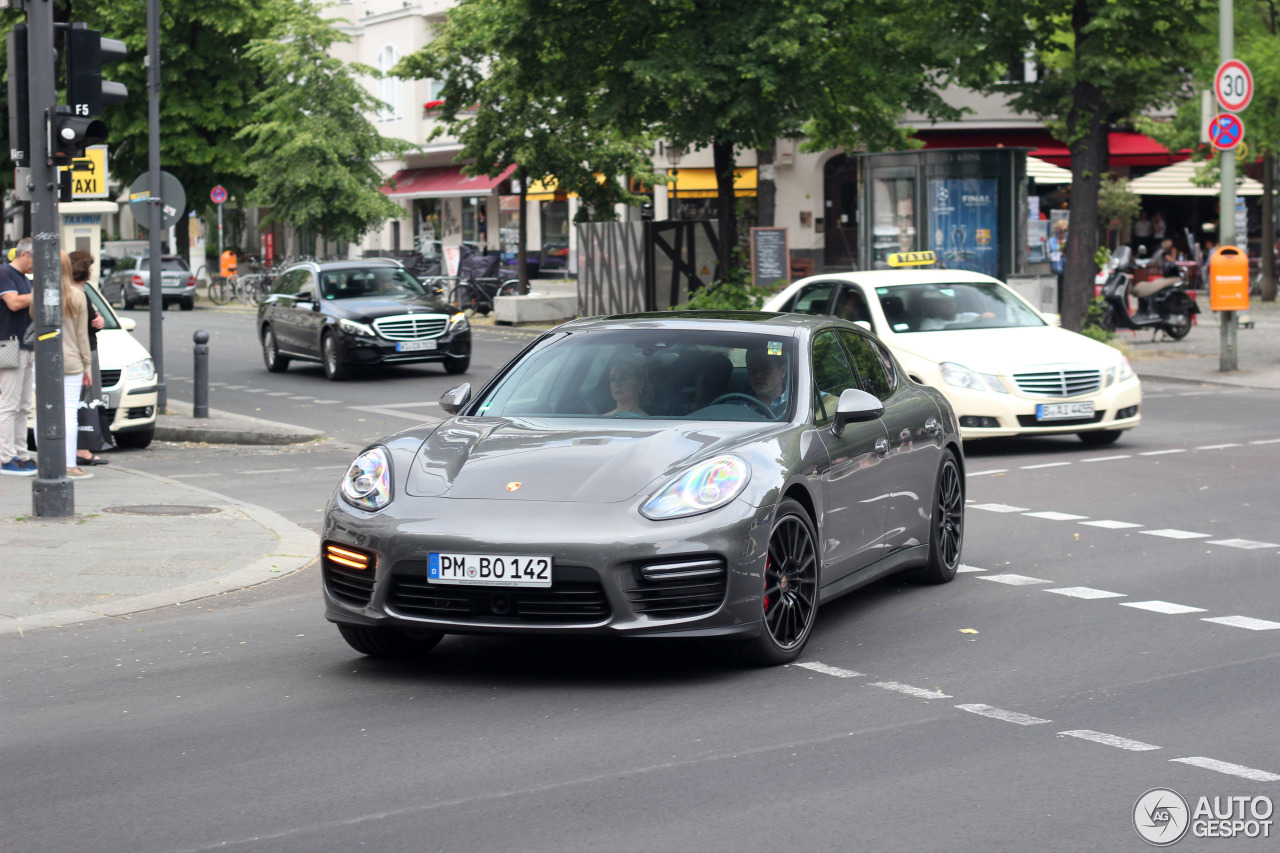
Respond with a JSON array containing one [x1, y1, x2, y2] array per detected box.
[[763, 264, 1141, 444]]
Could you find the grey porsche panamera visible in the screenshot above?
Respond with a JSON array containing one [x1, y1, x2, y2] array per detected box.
[[322, 312, 965, 665]]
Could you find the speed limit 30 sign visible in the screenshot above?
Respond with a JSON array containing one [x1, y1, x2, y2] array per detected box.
[[1215, 59, 1253, 112]]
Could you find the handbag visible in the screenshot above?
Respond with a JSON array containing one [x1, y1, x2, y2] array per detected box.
[[0, 337, 20, 369], [77, 385, 106, 453]]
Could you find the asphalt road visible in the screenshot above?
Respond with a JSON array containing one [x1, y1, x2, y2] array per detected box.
[[3, 312, 1278, 852]]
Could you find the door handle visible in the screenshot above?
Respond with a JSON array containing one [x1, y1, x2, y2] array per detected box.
[[875, 437, 889, 456], [924, 417, 942, 436]]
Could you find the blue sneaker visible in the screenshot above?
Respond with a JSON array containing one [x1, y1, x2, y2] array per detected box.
[[2, 459, 36, 477], [17, 458, 36, 470]]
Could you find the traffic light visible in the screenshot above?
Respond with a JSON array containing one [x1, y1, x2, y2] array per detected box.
[[6, 24, 29, 167], [50, 111, 108, 165], [64, 24, 128, 119]]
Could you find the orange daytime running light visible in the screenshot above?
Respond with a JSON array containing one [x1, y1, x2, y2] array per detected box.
[[326, 544, 373, 571]]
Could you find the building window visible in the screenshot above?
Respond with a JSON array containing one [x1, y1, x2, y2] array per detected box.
[[377, 44, 402, 122]]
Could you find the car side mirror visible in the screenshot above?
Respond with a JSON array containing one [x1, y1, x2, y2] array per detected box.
[[118, 317, 137, 332], [854, 320, 871, 332], [439, 383, 472, 415], [832, 388, 884, 437]]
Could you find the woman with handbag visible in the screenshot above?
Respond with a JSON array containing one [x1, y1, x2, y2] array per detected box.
[[59, 251, 94, 480], [69, 251, 109, 465]]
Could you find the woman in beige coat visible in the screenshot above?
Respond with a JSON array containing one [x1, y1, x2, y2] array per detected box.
[[60, 251, 93, 479]]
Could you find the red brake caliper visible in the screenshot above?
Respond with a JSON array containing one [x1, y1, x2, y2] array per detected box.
[[763, 554, 771, 612]]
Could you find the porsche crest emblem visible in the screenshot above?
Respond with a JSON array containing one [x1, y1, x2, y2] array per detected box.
[[506, 482, 522, 492]]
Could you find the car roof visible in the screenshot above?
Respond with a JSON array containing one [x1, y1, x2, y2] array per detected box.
[[555, 311, 843, 335], [800, 269, 1004, 287], [285, 259, 406, 273]]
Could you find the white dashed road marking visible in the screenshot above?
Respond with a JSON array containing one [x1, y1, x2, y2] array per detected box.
[[969, 503, 1028, 513], [966, 469, 1008, 477], [1059, 730, 1161, 751], [1140, 449, 1186, 456], [956, 704, 1051, 726], [1082, 454, 1131, 462], [1201, 615, 1280, 631], [1023, 511, 1089, 521], [870, 682, 952, 700], [264, 391, 292, 397], [1207, 538, 1279, 550], [243, 388, 267, 394], [1250, 438, 1280, 445], [977, 574, 1051, 586], [1045, 587, 1126, 600], [1170, 758, 1280, 782], [794, 662, 863, 678], [1120, 601, 1208, 615], [239, 467, 298, 475], [956, 565, 986, 573], [1194, 443, 1242, 450], [1079, 519, 1143, 529], [1141, 529, 1209, 540], [1021, 462, 1071, 470]]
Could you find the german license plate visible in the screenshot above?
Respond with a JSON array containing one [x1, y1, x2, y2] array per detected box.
[[428, 552, 552, 587], [1036, 401, 1094, 421], [396, 339, 438, 352]]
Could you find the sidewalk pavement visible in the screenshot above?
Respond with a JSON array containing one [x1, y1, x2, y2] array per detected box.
[[1, 403, 324, 637], [1123, 298, 1280, 390]]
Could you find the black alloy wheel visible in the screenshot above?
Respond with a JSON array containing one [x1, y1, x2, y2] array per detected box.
[[443, 354, 470, 375], [1078, 429, 1122, 446], [322, 332, 350, 381], [262, 326, 290, 373], [741, 497, 819, 666], [918, 450, 963, 584]]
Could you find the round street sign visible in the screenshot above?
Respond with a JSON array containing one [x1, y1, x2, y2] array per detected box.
[[128, 171, 188, 230], [1209, 113, 1244, 152], [1214, 59, 1253, 112], [210, 185, 228, 204]]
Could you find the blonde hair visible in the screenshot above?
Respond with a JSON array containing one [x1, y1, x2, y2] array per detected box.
[[61, 251, 84, 320], [1052, 220, 1069, 236], [609, 354, 653, 407]]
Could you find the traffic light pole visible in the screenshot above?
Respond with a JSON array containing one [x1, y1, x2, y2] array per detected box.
[[27, 0, 74, 516], [147, 0, 167, 410]]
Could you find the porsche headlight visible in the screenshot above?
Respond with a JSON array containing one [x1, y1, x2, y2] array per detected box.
[[448, 312, 469, 333], [339, 318, 376, 338], [641, 455, 750, 520], [340, 447, 392, 511], [126, 358, 156, 382]]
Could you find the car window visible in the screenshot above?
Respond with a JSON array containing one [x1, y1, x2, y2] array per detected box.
[[811, 330, 859, 425], [832, 286, 872, 326], [837, 330, 892, 400], [784, 282, 836, 315], [875, 282, 1046, 333], [273, 269, 307, 296], [474, 329, 796, 422], [159, 257, 189, 272], [322, 267, 426, 300], [83, 285, 121, 331]]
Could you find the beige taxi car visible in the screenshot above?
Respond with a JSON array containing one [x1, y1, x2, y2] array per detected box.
[[763, 254, 1141, 444]]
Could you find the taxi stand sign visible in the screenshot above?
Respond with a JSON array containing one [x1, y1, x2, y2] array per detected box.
[[68, 144, 108, 198], [886, 250, 938, 267]]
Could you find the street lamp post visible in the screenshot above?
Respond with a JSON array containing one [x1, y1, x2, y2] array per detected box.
[[666, 144, 683, 221]]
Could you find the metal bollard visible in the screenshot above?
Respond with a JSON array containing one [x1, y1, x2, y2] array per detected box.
[[193, 330, 210, 418]]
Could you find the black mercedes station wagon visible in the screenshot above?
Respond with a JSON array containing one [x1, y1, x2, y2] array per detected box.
[[257, 260, 471, 380]]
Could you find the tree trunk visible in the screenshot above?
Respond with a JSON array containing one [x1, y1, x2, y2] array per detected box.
[[1061, 112, 1107, 331], [517, 166, 529, 295], [756, 145, 776, 228], [713, 139, 737, 281], [1261, 151, 1276, 302]]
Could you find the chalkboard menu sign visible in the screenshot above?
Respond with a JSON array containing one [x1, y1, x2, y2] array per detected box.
[[750, 227, 790, 288]]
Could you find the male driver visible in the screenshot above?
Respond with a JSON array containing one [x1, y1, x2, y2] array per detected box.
[[744, 342, 790, 418], [918, 291, 994, 331], [0, 238, 36, 476]]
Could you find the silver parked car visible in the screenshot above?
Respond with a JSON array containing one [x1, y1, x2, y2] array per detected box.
[[322, 312, 965, 665]]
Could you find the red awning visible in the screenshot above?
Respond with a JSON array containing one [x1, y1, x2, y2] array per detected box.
[[913, 130, 1184, 168], [381, 164, 516, 199]]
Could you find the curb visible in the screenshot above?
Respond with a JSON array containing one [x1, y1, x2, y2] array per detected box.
[[157, 398, 325, 445], [0, 465, 321, 636]]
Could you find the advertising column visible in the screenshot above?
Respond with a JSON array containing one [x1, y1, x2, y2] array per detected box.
[[928, 178, 999, 277]]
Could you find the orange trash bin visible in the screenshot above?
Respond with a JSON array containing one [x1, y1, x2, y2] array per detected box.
[[1209, 246, 1249, 311]]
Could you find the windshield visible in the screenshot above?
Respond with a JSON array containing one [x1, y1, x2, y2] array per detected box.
[[875, 282, 1045, 333], [320, 267, 428, 300], [84, 284, 122, 331], [474, 329, 797, 422]]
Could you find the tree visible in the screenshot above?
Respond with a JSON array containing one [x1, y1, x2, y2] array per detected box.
[[70, 0, 295, 254], [942, 0, 1211, 330], [400, 0, 958, 287], [394, 0, 660, 292], [237, 0, 410, 246]]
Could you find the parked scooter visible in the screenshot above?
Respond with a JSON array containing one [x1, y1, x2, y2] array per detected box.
[[1099, 246, 1199, 340]]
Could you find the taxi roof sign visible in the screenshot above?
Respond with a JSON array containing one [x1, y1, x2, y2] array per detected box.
[[886, 251, 937, 268]]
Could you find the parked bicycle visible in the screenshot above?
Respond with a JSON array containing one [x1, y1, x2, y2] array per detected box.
[[449, 274, 521, 316]]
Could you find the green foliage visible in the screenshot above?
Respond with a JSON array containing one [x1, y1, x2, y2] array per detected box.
[[674, 252, 771, 311], [1080, 296, 1113, 343], [1097, 174, 1141, 233], [236, 1, 410, 243]]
